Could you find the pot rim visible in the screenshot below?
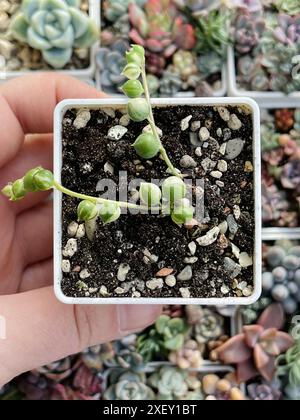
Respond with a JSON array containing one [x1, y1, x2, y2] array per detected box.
[[54, 97, 262, 305]]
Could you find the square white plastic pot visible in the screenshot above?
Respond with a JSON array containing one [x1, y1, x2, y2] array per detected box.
[[3, 0, 100, 81], [227, 46, 300, 100], [54, 97, 262, 305]]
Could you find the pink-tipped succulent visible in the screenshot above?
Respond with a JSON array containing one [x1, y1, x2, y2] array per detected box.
[[215, 304, 294, 383], [129, 0, 196, 75]]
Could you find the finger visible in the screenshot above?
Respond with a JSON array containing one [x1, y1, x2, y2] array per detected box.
[[20, 259, 53, 293], [0, 287, 162, 386], [0, 74, 106, 168], [16, 201, 53, 266], [0, 134, 53, 215]]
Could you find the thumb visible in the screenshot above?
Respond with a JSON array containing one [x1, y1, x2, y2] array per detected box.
[[0, 287, 161, 386]]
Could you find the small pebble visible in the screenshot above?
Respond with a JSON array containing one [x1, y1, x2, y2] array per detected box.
[[188, 241, 197, 256], [104, 162, 114, 175], [221, 285, 229, 295], [210, 170, 223, 179], [89, 288, 98, 294], [196, 227, 220, 246], [195, 147, 202, 157], [228, 114, 242, 130], [156, 268, 174, 277], [61, 260, 71, 273], [199, 127, 210, 141], [231, 243, 240, 259], [146, 278, 164, 290], [100, 285, 109, 296], [237, 281, 247, 291], [143, 124, 163, 137], [179, 287, 191, 298], [218, 221, 228, 234], [177, 266, 193, 281], [201, 157, 216, 172], [68, 221, 79, 237], [217, 128, 223, 137], [219, 143, 227, 155], [180, 155, 197, 168], [132, 291, 141, 298], [103, 108, 115, 118], [62, 239, 78, 258], [227, 214, 239, 236], [191, 121, 201, 132], [119, 114, 130, 126], [217, 160, 228, 172], [225, 138, 245, 160], [218, 107, 230, 122], [117, 263, 131, 282], [79, 269, 90, 280], [239, 252, 253, 268], [115, 287, 126, 295], [184, 257, 198, 264], [165, 275, 176, 287], [107, 125, 128, 141], [224, 257, 242, 279], [181, 115, 192, 131], [233, 205, 241, 220], [242, 286, 253, 297], [244, 161, 254, 172], [73, 109, 91, 129], [76, 224, 85, 239]]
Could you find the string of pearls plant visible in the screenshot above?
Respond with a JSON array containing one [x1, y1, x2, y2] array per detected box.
[[1, 46, 195, 232]]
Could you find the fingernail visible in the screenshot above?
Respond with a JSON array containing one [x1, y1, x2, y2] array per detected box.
[[117, 305, 161, 334]]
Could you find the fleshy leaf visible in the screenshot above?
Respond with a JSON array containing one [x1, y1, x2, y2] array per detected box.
[[65, 0, 80, 7], [216, 334, 252, 364], [52, 9, 71, 31], [22, 0, 39, 21], [40, 0, 68, 11], [164, 334, 184, 351], [44, 23, 62, 40], [254, 343, 270, 370], [10, 13, 29, 43], [42, 47, 72, 68], [254, 345, 276, 381], [257, 303, 285, 330], [27, 27, 52, 50], [236, 359, 258, 383], [31, 10, 47, 37], [73, 20, 99, 48], [69, 7, 89, 38], [243, 325, 264, 348], [50, 26, 74, 49]]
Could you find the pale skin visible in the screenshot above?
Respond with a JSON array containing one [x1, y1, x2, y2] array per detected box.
[[0, 73, 161, 387]]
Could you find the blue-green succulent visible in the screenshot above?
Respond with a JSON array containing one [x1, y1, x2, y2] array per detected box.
[[10, 0, 99, 69]]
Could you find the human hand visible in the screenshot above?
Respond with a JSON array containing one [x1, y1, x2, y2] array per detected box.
[[0, 73, 161, 387]]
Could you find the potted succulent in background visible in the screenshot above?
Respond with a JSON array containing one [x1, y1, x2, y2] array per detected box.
[[1, 0, 100, 79], [228, 2, 300, 98], [2, 44, 261, 304], [96, 0, 229, 97]]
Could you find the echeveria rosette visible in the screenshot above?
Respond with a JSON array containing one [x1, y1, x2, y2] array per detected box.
[[10, 0, 99, 69]]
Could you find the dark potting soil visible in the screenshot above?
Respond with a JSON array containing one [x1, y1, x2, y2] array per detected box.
[[61, 105, 255, 299]]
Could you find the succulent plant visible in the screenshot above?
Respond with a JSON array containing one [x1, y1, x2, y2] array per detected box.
[[247, 382, 282, 400], [106, 348, 146, 372], [175, 0, 222, 14], [197, 51, 223, 78], [262, 242, 300, 314], [103, 0, 147, 23], [215, 303, 294, 382], [172, 49, 198, 80], [35, 356, 80, 382], [234, 11, 265, 54], [272, 13, 300, 45], [241, 297, 273, 325], [129, 0, 196, 75], [103, 370, 154, 400], [169, 339, 203, 369], [52, 365, 102, 400], [18, 372, 54, 400], [202, 373, 245, 400], [281, 160, 300, 194], [194, 10, 230, 57], [231, 0, 264, 14], [10, 0, 99, 69], [276, 0, 300, 15], [277, 339, 300, 390], [81, 343, 115, 371], [185, 307, 224, 344], [137, 315, 190, 361], [148, 366, 203, 400], [261, 182, 293, 227], [159, 66, 183, 96], [96, 38, 130, 93]]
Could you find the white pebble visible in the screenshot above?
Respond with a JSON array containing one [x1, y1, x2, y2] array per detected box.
[[199, 127, 210, 141], [104, 162, 114, 175], [239, 252, 253, 268], [76, 224, 85, 239], [62, 239, 78, 257], [73, 109, 91, 129], [218, 107, 230, 121], [181, 115, 192, 131], [219, 143, 227, 155], [165, 275, 176, 287], [195, 147, 202, 157], [210, 171, 223, 179], [217, 160, 228, 172], [188, 241, 197, 256], [117, 263, 131, 282], [228, 114, 242, 131], [146, 278, 164, 290], [79, 269, 91, 280], [179, 288, 191, 298], [100, 285, 109, 296], [107, 125, 128, 141], [143, 124, 162, 137], [61, 260, 71, 273], [221, 285, 230, 295], [68, 221, 79, 237], [196, 227, 220, 246]]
